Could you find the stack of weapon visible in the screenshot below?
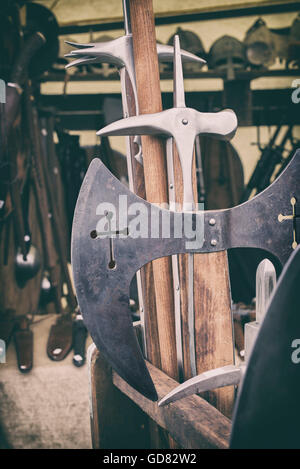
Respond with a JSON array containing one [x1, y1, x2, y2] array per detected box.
[[70, 0, 300, 449], [0, 2, 87, 371]]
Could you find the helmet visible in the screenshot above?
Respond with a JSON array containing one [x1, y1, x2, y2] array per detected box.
[[208, 35, 247, 80], [167, 26, 206, 72], [287, 13, 300, 68], [244, 18, 276, 67]]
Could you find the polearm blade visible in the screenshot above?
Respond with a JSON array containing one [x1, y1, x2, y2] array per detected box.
[[173, 35, 186, 109]]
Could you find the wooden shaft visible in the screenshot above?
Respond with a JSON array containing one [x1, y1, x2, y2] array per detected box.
[[173, 144, 234, 417], [129, 0, 178, 381], [124, 64, 163, 448], [123, 71, 161, 369]]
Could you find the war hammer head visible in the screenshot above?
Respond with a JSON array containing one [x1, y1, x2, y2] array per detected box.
[[65, 36, 205, 70]]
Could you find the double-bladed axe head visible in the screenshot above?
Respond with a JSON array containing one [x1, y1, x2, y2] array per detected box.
[[72, 150, 300, 400]]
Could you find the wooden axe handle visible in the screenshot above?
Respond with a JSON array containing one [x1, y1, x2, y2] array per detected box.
[[129, 0, 178, 382]]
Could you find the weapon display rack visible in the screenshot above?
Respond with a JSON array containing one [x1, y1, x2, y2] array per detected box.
[[88, 342, 230, 449], [35, 0, 300, 450]]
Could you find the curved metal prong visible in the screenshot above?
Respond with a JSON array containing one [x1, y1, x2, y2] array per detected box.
[[65, 56, 100, 69], [158, 364, 244, 407], [157, 43, 206, 65], [96, 110, 173, 138], [173, 35, 186, 108], [65, 40, 94, 49]]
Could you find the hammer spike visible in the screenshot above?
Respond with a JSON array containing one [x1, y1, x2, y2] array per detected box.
[[158, 364, 244, 407], [65, 40, 94, 49], [157, 43, 206, 65], [96, 111, 173, 138], [173, 35, 186, 109], [65, 56, 99, 69]]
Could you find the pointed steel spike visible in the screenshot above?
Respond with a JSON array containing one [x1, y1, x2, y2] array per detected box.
[[173, 35, 186, 108], [66, 36, 131, 66], [65, 40, 94, 49], [71, 158, 158, 401], [96, 110, 173, 138], [65, 56, 100, 69], [158, 365, 244, 407], [64, 53, 80, 58], [65, 38, 205, 68], [156, 43, 206, 65]]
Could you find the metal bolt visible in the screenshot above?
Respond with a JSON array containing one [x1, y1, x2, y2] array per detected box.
[[210, 239, 217, 246], [140, 307, 144, 313], [169, 183, 174, 189], [176, 285, 180, 291], [182, 119, 188, 125], [209, 218, 216, 226]]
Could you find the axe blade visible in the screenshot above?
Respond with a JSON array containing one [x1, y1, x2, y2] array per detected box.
[[72, 150, 299, 401], [71, 158, 158, 401], [65, 37, 205, 71]]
